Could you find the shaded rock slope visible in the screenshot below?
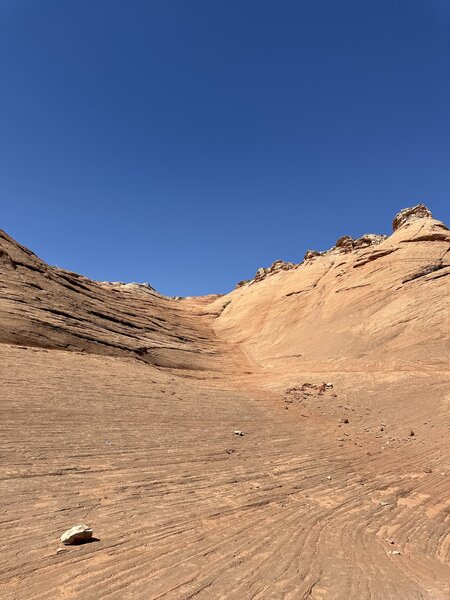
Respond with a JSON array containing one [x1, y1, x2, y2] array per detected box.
[[0, 228, 229, 371], [0, 205, 449, 600]]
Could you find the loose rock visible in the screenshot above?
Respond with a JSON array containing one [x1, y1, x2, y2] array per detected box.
[[60, 524, 93, 545]]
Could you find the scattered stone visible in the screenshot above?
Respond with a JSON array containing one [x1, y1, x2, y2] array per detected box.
[[56, 547, 68, 554], [60, 524, 93, 545], [410, 430, 415, 437], [423, 466, 432, 473], [233, 430, 244, 437], [389, 550, 401, 555], [380, 501, 391, 507], [343, 418, 349, 424], [326, 475, 332, 480]]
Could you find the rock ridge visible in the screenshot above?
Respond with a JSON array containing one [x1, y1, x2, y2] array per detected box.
[[238, 204, 434, 287]]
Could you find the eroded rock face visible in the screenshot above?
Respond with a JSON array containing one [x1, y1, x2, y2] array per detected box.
[[253, 260, 296, 283], [235, 280, 250, 288], [250, 232, 388, 285], [241, 207, 430, 287], [99, 281, 157, 293], [304, 250, 323, 261], [304, 233, 386, 263], [353, 234, 387, 249], [392, 204, 432, 231], [60, 524, 93, 545], [335, 236, 354, 253]]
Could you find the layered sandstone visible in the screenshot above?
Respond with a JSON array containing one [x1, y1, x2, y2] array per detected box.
[[0, 205, 449, 600]]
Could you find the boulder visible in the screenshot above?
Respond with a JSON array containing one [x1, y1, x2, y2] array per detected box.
[[60, 524, 93, 545]]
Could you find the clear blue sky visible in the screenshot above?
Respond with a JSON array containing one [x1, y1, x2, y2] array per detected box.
[[1, 1, 449, 295]]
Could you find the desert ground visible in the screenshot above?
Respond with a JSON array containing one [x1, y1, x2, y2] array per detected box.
[[1, 205, 449, 599]]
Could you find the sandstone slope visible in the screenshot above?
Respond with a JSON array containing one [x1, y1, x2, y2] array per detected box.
[[0, 205, 449, 600]]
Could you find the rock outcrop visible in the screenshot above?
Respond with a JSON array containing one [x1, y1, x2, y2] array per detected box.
[[240, 205, 436, 285], [250, 231, 388, 281], [252, 260, 297, 284], [303, 233, 388, 264], [392, 203, 433, 230]]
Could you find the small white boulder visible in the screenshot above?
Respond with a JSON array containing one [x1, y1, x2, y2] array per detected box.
[[60, 524, 93, 545]]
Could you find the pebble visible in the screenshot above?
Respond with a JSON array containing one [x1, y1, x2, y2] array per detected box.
[[233, 430, 244, 436]]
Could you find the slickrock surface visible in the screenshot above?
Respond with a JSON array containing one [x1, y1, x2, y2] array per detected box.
[[0, 205, 449, 599]]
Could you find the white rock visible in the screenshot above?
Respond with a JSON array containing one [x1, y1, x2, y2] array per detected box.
[[233, 430, 244, 436], [60, 524, 93, 545]]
